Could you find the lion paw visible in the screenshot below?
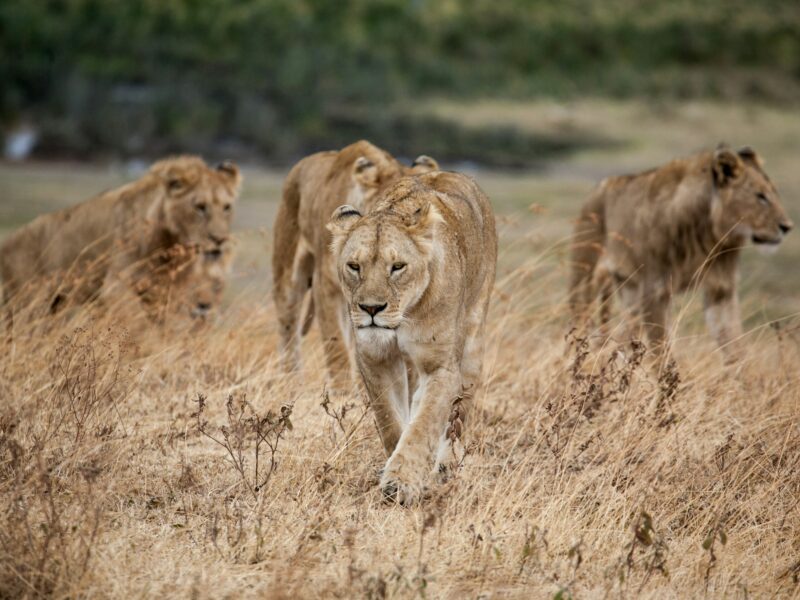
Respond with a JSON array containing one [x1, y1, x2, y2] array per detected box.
[[380, 479, 424, 506], [380, 459, 428, 506], [432, 462, 454, 485], [433, 437, 465, 485]]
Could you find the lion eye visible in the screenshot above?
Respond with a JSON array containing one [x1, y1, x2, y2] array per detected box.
[[195, 203, 208, 215], [757, 192, 770, 206], [347, 262, 360, 273], [391, 262, 407, 273], [223, 203, 232, 213]]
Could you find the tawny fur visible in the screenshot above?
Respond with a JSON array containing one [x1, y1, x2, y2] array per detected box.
[[570, 146, 793, 359], [188, 244, 234, 319], [141, 242, 234, 322], [272, 141, 439, 389], [0, 156, 241, 330], [328, 171, 497, 505]]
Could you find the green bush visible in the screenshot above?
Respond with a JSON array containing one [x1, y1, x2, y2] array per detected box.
[[0, 0, 797, 163]]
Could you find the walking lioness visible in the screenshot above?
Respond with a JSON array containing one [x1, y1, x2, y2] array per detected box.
[[272, 141, 438, 391], [570, 145, 793, 358], [328, 172, 497, 504]]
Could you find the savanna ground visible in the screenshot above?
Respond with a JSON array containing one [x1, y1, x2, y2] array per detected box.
[[1, 100, 799, 598]]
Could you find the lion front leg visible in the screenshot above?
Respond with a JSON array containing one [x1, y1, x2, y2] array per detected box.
[[642, 288, 671, 364], [356, 344, 408, 457], [704, 283, 742, 363], [434, 308, 487, 482], [380, 365, 459, 505]]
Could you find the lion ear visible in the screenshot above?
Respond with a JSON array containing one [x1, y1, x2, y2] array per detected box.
[[216, 161, 242, 192], [352, 157, 379, 187], [411, 155, 439, 173], [326, 205, 362, 237], [165, 172, 189, 196], [737, 146, 764, 169], [712, 147, 744, 187], [327, 205, 362, 257], [404, 200, 443, 251]]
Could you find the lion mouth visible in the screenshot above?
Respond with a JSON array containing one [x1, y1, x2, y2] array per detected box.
[[358, 323, 398, 330], [752, 234, 781, 245]]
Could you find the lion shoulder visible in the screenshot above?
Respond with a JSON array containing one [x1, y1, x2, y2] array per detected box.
[[370, 172, 497, 309], [418, 171, 497, 253]]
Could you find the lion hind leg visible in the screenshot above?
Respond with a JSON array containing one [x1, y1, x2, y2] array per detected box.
[[275, 239, 314, 373], [642, 293, 672, 366], [313, 271, 352, 394]]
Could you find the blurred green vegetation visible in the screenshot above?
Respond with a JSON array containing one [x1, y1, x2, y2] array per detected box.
[[1, 0, 799, 164]]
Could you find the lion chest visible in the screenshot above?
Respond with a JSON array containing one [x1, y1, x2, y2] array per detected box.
[[397, 327, 453, 375]]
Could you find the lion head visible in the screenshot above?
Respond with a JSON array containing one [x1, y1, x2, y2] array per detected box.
[[149, 156, 241, 252], [327, 181, 442, 342], [187, 244, 233, 320], [345, 153, 440, 212], [711, 146, 793, 250]]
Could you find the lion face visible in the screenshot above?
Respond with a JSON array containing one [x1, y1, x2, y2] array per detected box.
[[187, 245, 232, 319], [711, 147, 793, 249], [189, 274, 224, 319], [327, 199, 440, 343], [154, 158, 242, 252]]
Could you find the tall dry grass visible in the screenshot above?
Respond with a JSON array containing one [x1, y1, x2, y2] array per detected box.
[[1, 237, 798, 599]]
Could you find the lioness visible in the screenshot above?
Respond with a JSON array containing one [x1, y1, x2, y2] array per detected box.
[[137, 244, 234, 323], [0, 156, 240, 327], [570, 146, 793, 358], [272, 140, 438, 390], [186, 245, 234, 321], [328, 172, 497, 504]]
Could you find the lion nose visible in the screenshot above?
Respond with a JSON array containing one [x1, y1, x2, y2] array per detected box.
[[779, 222, 793, 234], [359, 303, 387, 317], [197, 302, 211, 312], [209, 233, 227, 246]]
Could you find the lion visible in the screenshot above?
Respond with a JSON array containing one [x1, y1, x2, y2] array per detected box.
[[0, 156, 241, 330], [327, 171, 497, 505], [185, 244, 234, 321], [272, 140, 439, 391], [569, 145, 793, 359], [134, 242, 235, 323]]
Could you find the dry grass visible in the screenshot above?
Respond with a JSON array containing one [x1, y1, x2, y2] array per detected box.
[[2, 258, 799, 598], [1, 99, 800, 598]]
